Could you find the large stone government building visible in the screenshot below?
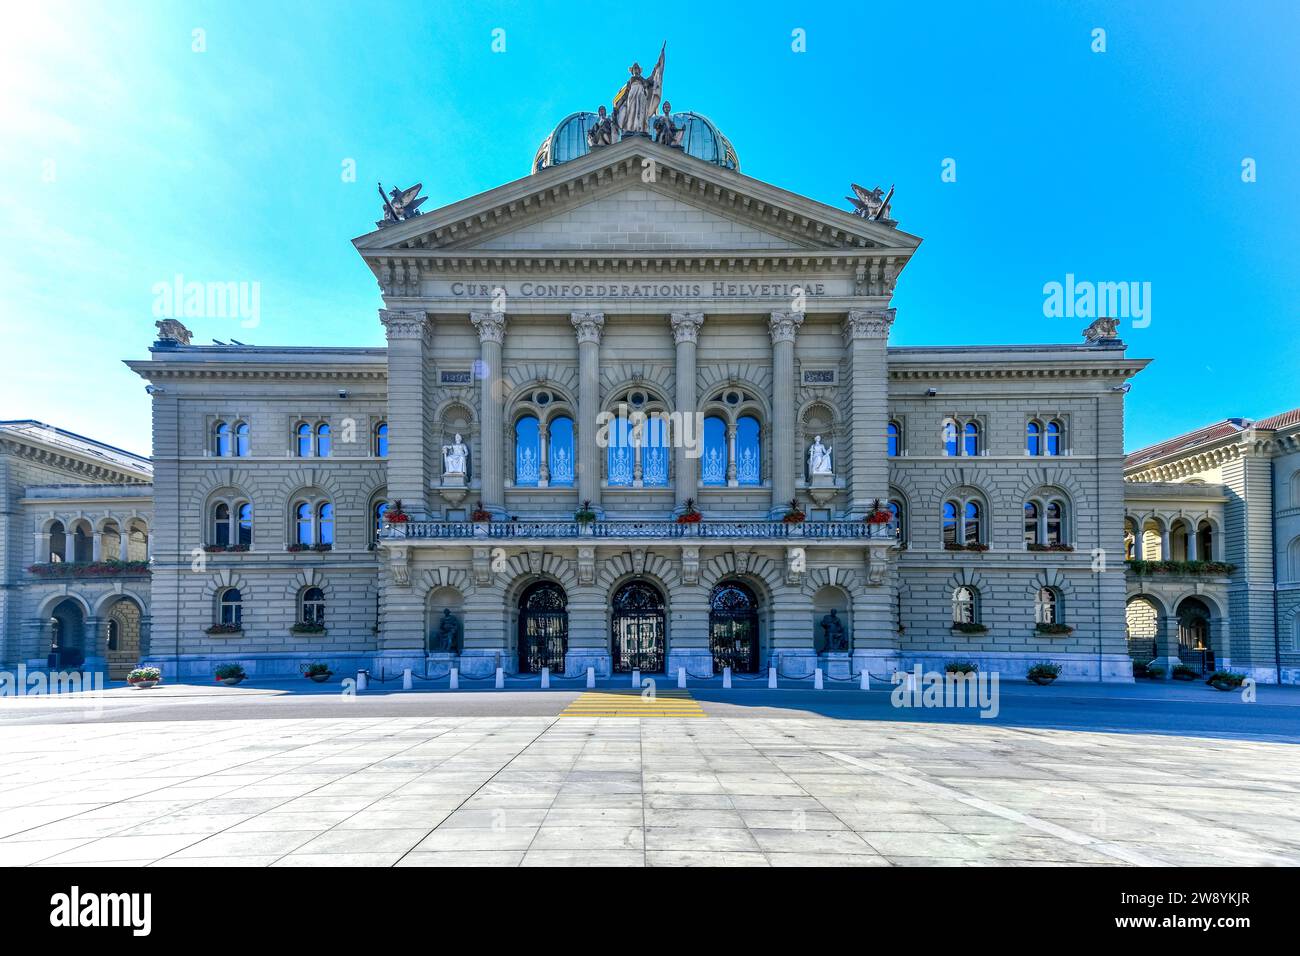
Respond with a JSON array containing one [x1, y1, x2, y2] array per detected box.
[[3, 90, 1297, 684]]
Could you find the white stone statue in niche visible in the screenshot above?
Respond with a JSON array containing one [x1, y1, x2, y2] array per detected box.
[[808, 436, 833, 476], [442, 434, 468, 476]]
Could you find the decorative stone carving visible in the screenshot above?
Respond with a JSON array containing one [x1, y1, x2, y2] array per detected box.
[[680, 546, 699, 585], [808, 436, 833, 476], [154, 319, 192, 346], [768, 311, 804, 344], [613, 44, 665, 136], [734, 549, 751, 576], [843, 308, 896, 341], [784, 546, 803, 586], [470, 310, 506, 344], [653, 101, 683, 147], [820, 609, 848, 652], [587, 105, 616, 148], [376, 182, 427, 226], [631, 548, 646, 576], [846, 183, 894, 221], [472, 547, 493, 586], [380, 308, 431, 345], [570, 310, 606, 344], [669, 311, 704, 344], [390, 546, 411, 587], [866, 546, 888, 586], [577, 546, 595, 585], [432, 608, 461, 652], [1083, 317, 1120, 342]]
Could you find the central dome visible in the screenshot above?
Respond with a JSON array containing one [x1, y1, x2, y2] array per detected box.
[[532, 111, 739, 174]]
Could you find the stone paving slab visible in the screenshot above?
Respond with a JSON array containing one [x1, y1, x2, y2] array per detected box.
[[0, 714, 1296, 866]]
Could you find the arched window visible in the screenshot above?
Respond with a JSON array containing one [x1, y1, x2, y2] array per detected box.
[[963, 421, 980, 457], [944, 495, 984, 547], [605, 415, 632, 486], [317, 503, 334, 546], [374, 422, 388, 457], [952, 586, 978, 624], [1035, 587, 1059, 625], [295, 502, 314, 545], [218, 588, 242, 627], [295, 423, 311, 458], [300, 587, 326, 626], [515, 415, 541, 487], [48, 521, 66, 563], [942, 501, 959, 547], [212, 503, 231, 546], [736, 415, 761, 485], [236, 503, 252, 546], [942, 419, 959, 457], [1026, 420, 1042, 456], [888, 499, 906, 543], [549, 416, 575, 487], [234, 422, 250, 457], [887, 421, 901, 457], [1124, 517, 1138, 560], [214, 421, 231, 457], [1197, 520, 1214, 562], [373, 500, 388, 542], [964, 501, 981, 544], [1045, 420, 1062, 456], [315, 423, 331, 458], [1045, 502, 1063, 545], [702, 415, 727, 486], [1023, 502, 1039, 547]]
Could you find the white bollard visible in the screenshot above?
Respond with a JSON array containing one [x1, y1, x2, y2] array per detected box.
[[495, 666, 504, 689], [677, 667, 686, 689], [356, 670, 368, 691], [541, 666, 550, 689], [905, 671, 917, 694], [402, 668, 413, 690], [860, 668, 870, 691], [586, 666, 595, 689], [631, 668, 640, 688], [814, 667, 824, 690], [449, 667, 459, 690], [768, 666, 777, 689], [723, 666, 732, 689]]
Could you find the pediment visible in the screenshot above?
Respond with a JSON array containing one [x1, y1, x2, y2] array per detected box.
[[354, 137, 921, 258]]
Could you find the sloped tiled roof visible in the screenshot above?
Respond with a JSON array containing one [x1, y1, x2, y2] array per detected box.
[[1125, 408, 1300, 470]]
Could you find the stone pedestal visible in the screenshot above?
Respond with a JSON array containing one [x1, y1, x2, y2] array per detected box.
[[807, 472, 836, 508], [564, 649, 610, 679], [439, 474, 467, 507], [818, 651, 851, 681], [426, 652, 457, 677], [667, 647, 714, 679]]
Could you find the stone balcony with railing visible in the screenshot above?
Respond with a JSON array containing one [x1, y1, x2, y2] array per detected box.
[[379, 519, 897, 544]]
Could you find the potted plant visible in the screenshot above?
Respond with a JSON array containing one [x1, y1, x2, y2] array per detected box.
[[304, 662, 333, 683], [1026, 662, 1062, 685], [470, 500, 493, 522], [781, 497, 806, 524], [1145, 665, 1165, 680], [944, 661, 978, 675], [951, 622, 988, 635], [291, 622, 326, 635], [574, 499, 597, 525], [214, 663, 246, 686], [384, 499, 409, 523], [1206, 670, 1246, 692], [865, 498, 893, 524], [127, 666, 162, 689], [205, 623, 242, 635], [676, 498, 702, 524], [1172, 663, 1200, 682], [1035, 622, 1074, 636]]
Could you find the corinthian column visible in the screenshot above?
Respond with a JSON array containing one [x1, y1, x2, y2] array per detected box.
[[380, 309, 434, 516], [669, 312, 704, 510], [768, 310, 804, 517], [471, 310, 507, 517], [844, 308, 895, 517], [571, 311, 605, 513]]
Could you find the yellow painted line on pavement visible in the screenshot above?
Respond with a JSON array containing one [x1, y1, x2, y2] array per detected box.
[[560, 690, 706, 718]]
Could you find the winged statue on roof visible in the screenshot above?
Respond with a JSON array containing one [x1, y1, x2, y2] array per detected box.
[[377, 182, 427, 227], [846, 183, 895, 221]]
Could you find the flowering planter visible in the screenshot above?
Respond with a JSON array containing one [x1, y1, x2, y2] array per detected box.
[[307, 673, 332, 683], [219, 677, 244, 686], [130, 680, 159, 690], [1028, 674, 1057, 685]]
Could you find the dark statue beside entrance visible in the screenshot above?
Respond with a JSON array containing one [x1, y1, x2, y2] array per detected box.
[[819, 608, 848, 652], [431, 608, 461, 653]]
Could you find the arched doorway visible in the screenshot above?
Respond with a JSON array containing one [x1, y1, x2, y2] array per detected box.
[[1177, 597, 1215, 673], [105, 597, 144, 680], [49, 598, 86, 668], [1124, 595, 1161, 663], [517, 581, 568, 673], [709, 581, 760, 673], [611, 581, 666, 673]]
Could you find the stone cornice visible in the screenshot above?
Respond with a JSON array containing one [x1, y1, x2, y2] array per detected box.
[[469, 310, 507, 344], [669, 311, 704, 344], [125, 365, 387, 383], [844, 308, 896, 342], [0, 438, 151, 485], [379, 308, 432, 345], [570, 311, 606, 345], [888, 364, 1140, 381], [769, 311, 804, 344]]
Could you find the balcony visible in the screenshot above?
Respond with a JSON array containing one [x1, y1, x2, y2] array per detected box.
[[380, 519, 897, 543]]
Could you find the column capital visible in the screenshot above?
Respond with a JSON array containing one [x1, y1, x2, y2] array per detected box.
[[843, 308, 896, 342], [571, 311, 605, 345], [470, 310, 507, 344], [768, 311, 804, 344], [669, 311, 705, 345], [379, 309, 431, 343]]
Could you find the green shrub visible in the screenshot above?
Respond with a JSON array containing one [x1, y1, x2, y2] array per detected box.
[[944, 661, 978, 674], [214, 663, 246, 680], [1026, 662, 1062, 680]]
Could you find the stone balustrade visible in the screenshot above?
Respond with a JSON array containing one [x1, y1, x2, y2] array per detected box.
[[381, 519, 896, 542]]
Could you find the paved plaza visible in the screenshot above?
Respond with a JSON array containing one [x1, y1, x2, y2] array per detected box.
[[0, 681, 1298, 867]]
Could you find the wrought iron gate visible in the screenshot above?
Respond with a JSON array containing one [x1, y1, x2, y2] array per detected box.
[[709, 582, 760, 673], [611, 582, 666, 672], [517, 581, 568, 673]]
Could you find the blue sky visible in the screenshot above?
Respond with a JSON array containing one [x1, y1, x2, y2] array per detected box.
[[1, 0, 1296, 456]]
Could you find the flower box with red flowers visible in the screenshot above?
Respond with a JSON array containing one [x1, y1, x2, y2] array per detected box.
[[205, 623, 243, 635], [944, 542, 990, 552], [384, 512, 409, 524], [203, 544, 249, 553], [1035, 622, 1074, 635], [286, 543, 332, 553], [1027, 543, 1074, 552], [28, 561, 149, 579], [676, 499, 702, 524], [781, 498, 806, 523]]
